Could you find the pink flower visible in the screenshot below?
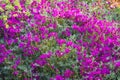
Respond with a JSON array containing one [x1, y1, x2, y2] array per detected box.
[[64, 69, 74, 78], [55, 75, 64, 80], [115, 61, 120, 67], [13, 71, 19, 76]]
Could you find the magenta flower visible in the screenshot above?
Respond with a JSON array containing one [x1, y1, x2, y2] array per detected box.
[[62, 28, 71, 37], [55, 75, 64, 80], [35, 52, 52, 67], [52, 8, 60, 17], [56, 39, 66, 46], [64, 69, 74, 78], [115, 61, 120, 67], [0, 44, 11, 64], [13, 71, 19, 76], [66, 40, 73, 47], [64, 48, 71, 54], [33, 35, 40, 42], [55, 50, 64, 57]]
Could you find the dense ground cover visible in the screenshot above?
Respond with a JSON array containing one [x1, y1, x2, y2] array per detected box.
[[0, 0, 120, 80]]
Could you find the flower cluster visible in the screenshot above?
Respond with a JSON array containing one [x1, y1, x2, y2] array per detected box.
[[0, 0, 120, 80]]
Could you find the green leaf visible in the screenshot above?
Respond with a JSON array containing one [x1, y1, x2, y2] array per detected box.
[[18, 65, 27, 72], [5, 5, 14, 10]]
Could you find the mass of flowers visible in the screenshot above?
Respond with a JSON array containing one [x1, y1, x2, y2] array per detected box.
[[0, 0, 120, 80]]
